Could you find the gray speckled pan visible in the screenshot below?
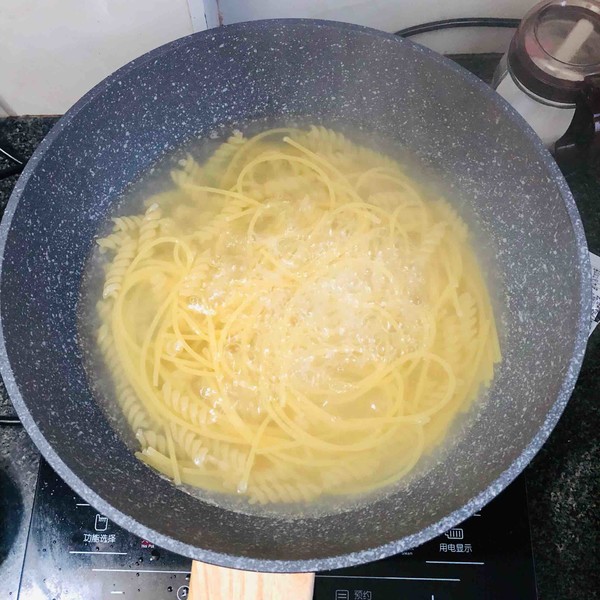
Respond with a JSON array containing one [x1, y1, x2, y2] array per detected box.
[[0, 20, 591, 572]]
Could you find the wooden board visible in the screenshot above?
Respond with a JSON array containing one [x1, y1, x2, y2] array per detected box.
[[189, 560, 315, 600]]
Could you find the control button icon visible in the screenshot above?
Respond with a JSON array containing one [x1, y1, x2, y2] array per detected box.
[[335, 591, 350, 600], [444, 527, 464, 540], [177, 585, 189, 599], [94, 514, 108, 531]]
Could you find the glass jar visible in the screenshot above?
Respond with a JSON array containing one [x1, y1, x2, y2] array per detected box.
[[492, 0, 600, 149]]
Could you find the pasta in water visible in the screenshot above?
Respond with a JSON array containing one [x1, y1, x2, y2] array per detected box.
[[93, 126, 501, 506]]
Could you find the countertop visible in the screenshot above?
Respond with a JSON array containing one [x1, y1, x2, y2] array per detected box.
[[0, 54, 598, 599]]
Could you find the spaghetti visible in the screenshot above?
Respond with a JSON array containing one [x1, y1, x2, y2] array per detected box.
[[93, 126, 500, 505]]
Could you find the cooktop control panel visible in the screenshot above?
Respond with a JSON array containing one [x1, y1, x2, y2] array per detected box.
[[17, 459, 537, 600]]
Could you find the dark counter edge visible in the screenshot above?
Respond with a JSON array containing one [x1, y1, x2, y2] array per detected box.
[[0, 54, 598, 600]]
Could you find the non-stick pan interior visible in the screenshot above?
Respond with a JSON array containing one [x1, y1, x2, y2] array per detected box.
[[0, 20, 590, 571]]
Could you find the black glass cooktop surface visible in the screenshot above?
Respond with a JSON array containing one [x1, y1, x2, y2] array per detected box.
[[17, 459, 537, 600]]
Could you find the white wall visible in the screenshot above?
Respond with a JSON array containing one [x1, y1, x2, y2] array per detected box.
[[0, 0, 204, 115], [218, 0, 539, 53]]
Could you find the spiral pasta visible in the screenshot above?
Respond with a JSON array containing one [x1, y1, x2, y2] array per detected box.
[[93, 126, 501, 505]]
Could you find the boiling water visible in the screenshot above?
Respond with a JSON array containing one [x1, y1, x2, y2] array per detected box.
[[78, 120, 501, 517]]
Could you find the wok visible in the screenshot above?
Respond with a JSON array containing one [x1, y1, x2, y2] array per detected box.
[[0, 20, 591, 575]]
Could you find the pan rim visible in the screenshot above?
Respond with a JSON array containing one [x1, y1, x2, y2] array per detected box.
[[0, 18, 592, 572]]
